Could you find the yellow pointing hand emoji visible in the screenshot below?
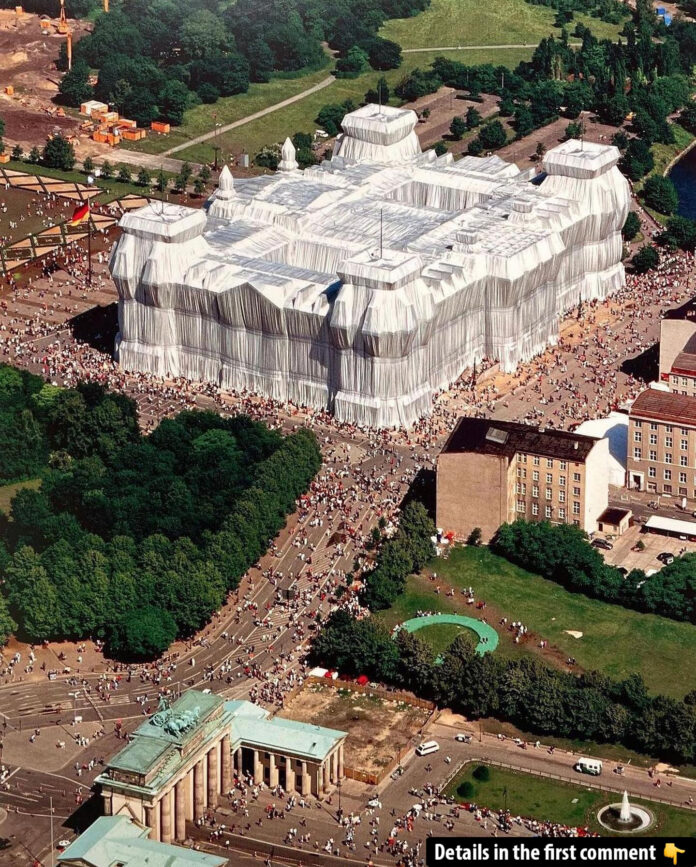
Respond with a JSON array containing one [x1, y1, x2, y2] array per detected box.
[[664, 843, 685, 865]]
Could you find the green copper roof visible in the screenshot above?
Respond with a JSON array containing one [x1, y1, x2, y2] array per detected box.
[[57, 816, 226, 867]]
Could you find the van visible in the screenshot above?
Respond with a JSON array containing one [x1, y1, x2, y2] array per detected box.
[[574, 757, 602, 776], [415, 740, 440, 756]]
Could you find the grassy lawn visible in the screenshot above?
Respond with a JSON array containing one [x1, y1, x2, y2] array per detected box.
[[411, 622, 471, 656], [170, 48, 533, 164], [380, 545, 696, 697], [632, 123, 695, 200], [380, 0, 624, 49], [445, 764, 696, 835], [0, 479, 40, 515], [121, 65, 332, 157]]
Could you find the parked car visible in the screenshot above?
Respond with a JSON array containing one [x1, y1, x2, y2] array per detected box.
[[454, 733, 472, 743], [591, 538, 613, 551], [657, 552, 675, 565]]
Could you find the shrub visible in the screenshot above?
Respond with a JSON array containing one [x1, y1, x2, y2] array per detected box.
[[473, 765, 490, 782], [458, 781, 475, 798]]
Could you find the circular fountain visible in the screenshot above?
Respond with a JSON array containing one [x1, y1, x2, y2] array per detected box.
[[597, 791, 653, 833]]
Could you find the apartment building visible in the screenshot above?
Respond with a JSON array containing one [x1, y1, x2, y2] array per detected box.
[[436, 418, 608, 542], [626, 389, 696, 497], [659, 317, 696, 397]]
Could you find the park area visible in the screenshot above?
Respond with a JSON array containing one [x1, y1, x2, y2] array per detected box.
[[445, 763, 696, 836], [278, 682, 431, 778], [377, 546, 696, 698]]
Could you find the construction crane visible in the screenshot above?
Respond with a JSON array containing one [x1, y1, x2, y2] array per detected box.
[[56, 0, 69, 34]]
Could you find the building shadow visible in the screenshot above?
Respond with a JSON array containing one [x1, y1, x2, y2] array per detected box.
[[68, 302, 118, 354], [620, 342, 659, 383]]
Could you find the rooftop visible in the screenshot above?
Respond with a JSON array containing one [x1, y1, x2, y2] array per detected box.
[[598, 507, 632, 525], [57, 816, 226, 867], [671, 350, 696, 376], [441, 417, 599, 462], [630, 389, 696, 427]]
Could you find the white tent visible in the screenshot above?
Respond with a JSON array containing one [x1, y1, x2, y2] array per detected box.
[[110, 104, 630, 428]]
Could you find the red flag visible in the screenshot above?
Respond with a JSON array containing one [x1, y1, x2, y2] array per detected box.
[[69, 202, 89, 226]]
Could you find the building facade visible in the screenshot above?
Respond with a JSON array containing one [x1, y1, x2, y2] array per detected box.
[[109, 104, 629, 428], [96, 692, 346, 844], [436, 418, 608, 542], [658, 318, 696, 397], [626, 388, 696, 497]]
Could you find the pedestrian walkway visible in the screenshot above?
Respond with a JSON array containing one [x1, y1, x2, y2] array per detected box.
[[399, 614, 498, 656]]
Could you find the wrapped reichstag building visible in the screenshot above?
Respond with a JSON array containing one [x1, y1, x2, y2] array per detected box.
[[110, 104, 631, 427]]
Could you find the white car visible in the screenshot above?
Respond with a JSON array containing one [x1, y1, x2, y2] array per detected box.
[[454, 733, 472, 743], [58, 840, 71, 849], [367, 798, 382, 808]]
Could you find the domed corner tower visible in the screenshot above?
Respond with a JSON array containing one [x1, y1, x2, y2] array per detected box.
[[332, 103, 422, 165]]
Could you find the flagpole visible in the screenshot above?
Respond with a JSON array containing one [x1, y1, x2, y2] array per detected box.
[[86, 175, 94, 286]]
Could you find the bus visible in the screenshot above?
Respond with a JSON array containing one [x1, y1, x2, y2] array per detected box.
[[415, 740, 440, 756]]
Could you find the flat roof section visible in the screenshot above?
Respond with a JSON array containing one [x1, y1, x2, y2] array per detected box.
[[644, 515, 696, 536], [441, 417, 598, 462]]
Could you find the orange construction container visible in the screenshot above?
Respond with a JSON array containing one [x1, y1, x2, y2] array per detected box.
[[5, 85, 13, 96], [122, 129, 146, 141], [151, 121, 170, 134], [118, 118, 137, 129], [0, 153, 10, 164], [92, 130, 109, 143]]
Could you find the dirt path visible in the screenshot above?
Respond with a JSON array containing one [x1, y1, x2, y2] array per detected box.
[[161, 75, 336, 157]]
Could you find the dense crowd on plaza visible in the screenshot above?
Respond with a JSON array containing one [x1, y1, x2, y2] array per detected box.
[[0, 200, 695, 860]]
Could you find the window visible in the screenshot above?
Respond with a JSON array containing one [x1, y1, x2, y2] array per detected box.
[[517, 467, 526, 478], [664, 469, 672, 480], [634, 430, 642, 442], [681, 455, 688, 467], [560, 461, 567, 470], [547, 458, 553, 468], [648, 467, 656, 478], [532, 502, 539, 516], [681, 428, 689, 436], [650, 422, 658, 431], [533, 456, 540, 466], [634, 420, 643, 428], [682, 439, 689, 451], [680, 472, 687, 484], [517, 501, 525, 513], [664, 483, 673, 494], [573, 472, 581, 482], [517, 453, 523, 462], [683, 377, 689, 386], [573, 519, 580, 526], [545, 505, 552, 518], [545, 487, 552, 500], [633, 448, 642, 460], [648, 482, 657, 492], [649, 450, 657, 462], [666, 425, 673, 433], [573, 486, 581, 497], [665, 436, 673, 448], [559, 507, 566, 519], [532, 485, 539, 498], [649, 433, 657, 445], [546, 473, 553, 484], [532, 470, 539, 481], [680, 486, 688, 496], [665, 453, 672, 464], [559, 490, 566, 503], [559, 475, 566, 486], [572, 501, 580, 515]]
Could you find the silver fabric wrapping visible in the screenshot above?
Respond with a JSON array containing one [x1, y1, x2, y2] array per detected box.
[[110, 109, 630, 428]]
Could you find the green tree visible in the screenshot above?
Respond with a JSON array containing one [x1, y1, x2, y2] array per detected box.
[[643, 175, 679, 216], [155, 170, 168, 193], [618, 138, 654, 181], [335, 46, 369, 79], [58, 59, 93, 107], [364, 37, 402, 71], [657, 216, 696, 251], [479, 120, 507, 150], [10, 143, 22, 161], [28, 146, 41, 165], [159, 80, 190, 126], [433, 141, 448, 156], [365, 77, 390, 106], [0, 593, 15, 646], [107, 605, 177, 660], [622, 211, 641, 242], [136, 167, 151, 188], [101, 160, 113, 180], [83, 156, 94, 175], [631, 245, 660, 274], [193, 176, 206, 196], [117, 164, 132, 184], [42, 134, 75, 171], [450, 116, 467, 140], [466, 107, 481, 128]]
